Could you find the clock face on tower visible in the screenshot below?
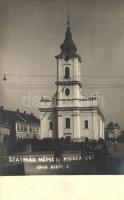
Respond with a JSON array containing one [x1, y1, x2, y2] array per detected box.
[[65, 88, 70, 96]]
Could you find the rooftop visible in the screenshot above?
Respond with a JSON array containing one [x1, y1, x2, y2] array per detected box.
[[55, 18, 82, 62], [0, 106, 40, 126]]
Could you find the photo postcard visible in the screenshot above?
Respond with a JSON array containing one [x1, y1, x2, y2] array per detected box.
[[0, 0, 124, 176]]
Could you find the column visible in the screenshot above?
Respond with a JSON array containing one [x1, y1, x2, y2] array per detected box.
[[73, 111, 80, 140], [57, 113, 63, 138]]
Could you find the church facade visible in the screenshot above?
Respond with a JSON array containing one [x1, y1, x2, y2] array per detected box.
[[39, 20, 105, 141]]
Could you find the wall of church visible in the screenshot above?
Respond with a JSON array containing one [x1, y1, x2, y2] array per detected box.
[[73, 58, 81, 82], [40, 111, 57, 139], [57, 109, 104, 141], [57, 110, 81, 139], [58, 85, 81, 100], [40, 109, 104, 140], [57, 110, 74, 139], [57, 85, 81, 108], [80, 111, 95, 140], [80, 110, 104, 140]]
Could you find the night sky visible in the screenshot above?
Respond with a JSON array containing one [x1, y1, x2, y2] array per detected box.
[[0, 0, 124, 128]]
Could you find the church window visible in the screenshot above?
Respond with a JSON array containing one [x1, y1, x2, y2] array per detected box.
[[64, 67, 70, 79], [65, 118, 70, 129], [84, 120, 88, 129], [65, 88, 70, 96], [49, 121, 53, 130]]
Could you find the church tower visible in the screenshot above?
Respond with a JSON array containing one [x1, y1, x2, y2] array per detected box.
[[39, 18, 105, 141], [55, 19, 82, 106], [55, 19, 83, 140]]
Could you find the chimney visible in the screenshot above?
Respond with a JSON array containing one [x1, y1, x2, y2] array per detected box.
[[24, 111, 26, 115], [16, 109, 19, 113]]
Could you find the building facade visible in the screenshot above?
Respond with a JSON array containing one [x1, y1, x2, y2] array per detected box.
[[0, 125, 10, 143], [39, 20, 105, 141], [105, 122, 121, 139], [0, 106, 40, 141]]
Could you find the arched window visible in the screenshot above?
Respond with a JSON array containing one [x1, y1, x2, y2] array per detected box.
[[64, 67, 70, 79]]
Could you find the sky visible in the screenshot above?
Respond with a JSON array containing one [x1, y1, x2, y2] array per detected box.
[[0, 0, 124, 128]]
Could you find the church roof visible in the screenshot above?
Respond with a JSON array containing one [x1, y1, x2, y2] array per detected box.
[[55, 19, 82, 62]]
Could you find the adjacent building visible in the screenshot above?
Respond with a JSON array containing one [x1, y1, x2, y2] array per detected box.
[[0, 106, 40, 142], [105, 122, 121, 139], [39, 20, 105, 141], [0, 125, 10, 143]]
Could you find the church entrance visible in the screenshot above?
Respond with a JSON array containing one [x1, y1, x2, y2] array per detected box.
[[65, 133, 71, 142]]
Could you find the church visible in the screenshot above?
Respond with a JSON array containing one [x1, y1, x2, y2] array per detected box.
[[39, 19, 105, 141]]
